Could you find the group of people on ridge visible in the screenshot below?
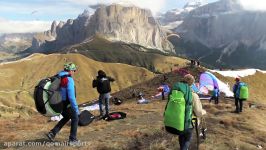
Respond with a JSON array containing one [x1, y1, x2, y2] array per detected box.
[[164, 74, 248, 150], [46, 62, 114, 146], [45, 62, 248, 149], [190, 59, 200, 67]]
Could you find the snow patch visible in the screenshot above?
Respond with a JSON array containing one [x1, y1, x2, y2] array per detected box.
[[217, 78, 234, 97], [210, 69, 266, 78]]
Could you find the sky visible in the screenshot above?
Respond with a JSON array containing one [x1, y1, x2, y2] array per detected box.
[[0, 0, 265, 34]]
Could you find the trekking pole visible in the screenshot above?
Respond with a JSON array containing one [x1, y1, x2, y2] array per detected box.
[[193, 118, 199, 150], [196, 118, 200, 150], [201, 117, 207, 140]]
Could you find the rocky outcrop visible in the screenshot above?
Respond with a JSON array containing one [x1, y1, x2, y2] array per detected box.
[[86, 4, 173, 51], [31, 21, 62, 50], [32, 5, 174, 53]]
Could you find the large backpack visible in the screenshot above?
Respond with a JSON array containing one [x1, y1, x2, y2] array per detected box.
[[239, 84, 248, 100], [164, 82, 193, 135], [78, 110, 95, 126], [97, 77, 111, 93], [34, 75, 69, 117]]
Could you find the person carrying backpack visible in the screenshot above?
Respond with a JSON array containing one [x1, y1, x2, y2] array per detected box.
[[209, 86, 220, 104], [233, 77, 248, 113], [46, 62, 80, 146], [92, 70, 115, 120], [164, 74, 206, 150]]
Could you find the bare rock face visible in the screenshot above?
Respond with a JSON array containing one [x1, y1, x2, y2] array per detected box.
[[31, 21, 60, 50], [32, 4, 174, 53], [85, 4, 173, 52]]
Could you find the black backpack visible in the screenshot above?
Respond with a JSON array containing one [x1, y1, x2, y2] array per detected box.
[[34, 75, 69, 117], [97, 77, 111, 94], [78, 110, 95, 126]]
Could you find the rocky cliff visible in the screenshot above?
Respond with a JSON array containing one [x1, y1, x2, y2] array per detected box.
[[32, 5, 174, 53]]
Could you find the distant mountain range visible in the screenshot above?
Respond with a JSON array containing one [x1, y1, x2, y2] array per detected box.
[[0, 33, 35, 53], [2, 0, 266, 69], [160, 0, 266, 69]]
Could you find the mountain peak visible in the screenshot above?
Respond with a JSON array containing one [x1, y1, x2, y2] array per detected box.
[[30, 4, 174, 53], [78, 9, 91, 18]]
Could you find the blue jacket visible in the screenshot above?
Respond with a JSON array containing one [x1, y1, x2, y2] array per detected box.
[[162, 84, 170, 93], [58, 71, 79, 115], [233, 82, 246, 98], [213, 88, 220, 97]]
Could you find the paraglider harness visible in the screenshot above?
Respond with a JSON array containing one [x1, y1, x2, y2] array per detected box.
[[34, 74, 71, 116], [192, 116, 207, 150]]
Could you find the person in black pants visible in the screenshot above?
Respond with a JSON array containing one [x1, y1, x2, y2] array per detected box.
[[93, 70, 115, 120], [233, 77, 246, 113], [46, 63, 80, 146], [209, 86, 219, 104]]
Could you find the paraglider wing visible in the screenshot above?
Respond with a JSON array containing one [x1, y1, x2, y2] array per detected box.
[[199, 72, 219, 95]]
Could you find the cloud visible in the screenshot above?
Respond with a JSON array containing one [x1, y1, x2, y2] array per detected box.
[[0, 20, 51, 34], [65, 0, 166, 14], [238, 0, 266, 11]]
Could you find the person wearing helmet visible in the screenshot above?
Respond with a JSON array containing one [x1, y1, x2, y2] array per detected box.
[[233, 76, 247, 113], [92, 70, 115, 120], [46, 62, 80, 146]]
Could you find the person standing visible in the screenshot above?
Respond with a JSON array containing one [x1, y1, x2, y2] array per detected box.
[[46, 62, 80, 146], [233, 77, 248, 113], [164, 74, 206, 150], [93, 70, 115, 119], [209, 86, 220, 104]]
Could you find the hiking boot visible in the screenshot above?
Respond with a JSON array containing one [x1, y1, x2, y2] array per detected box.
[[46, 131, 55, 142], [68, 139, 81, 147], [234, 109, 240, 113]]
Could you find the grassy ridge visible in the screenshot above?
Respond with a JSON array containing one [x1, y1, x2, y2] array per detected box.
[[66, 35, 188, 73], [0, 53, 155, 118]]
